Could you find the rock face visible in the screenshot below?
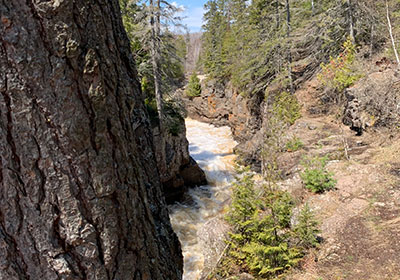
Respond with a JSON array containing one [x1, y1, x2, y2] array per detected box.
[[343, 69, 400, 134], [0, 1, 182, 279], [198, 217, 231, 280], [153, 125, 207, 203], [183, 79, 265, 170]]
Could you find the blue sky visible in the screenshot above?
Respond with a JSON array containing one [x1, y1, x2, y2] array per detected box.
[[172, 0, 207, 32]]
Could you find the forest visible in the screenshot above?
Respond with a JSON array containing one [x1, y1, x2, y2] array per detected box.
[[1, 0, 400, 279]]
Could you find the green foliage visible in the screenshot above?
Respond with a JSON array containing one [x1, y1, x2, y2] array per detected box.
[[119, 0, 186, 97], [144, 97, 159, 126], [318, 38, 363, 93], [164, 99, 185, 136], [268, 91, 302, 126], [225, 170, 319, 278], [145, 97, 184, 136], [200, 0, 384, 99], [226, 172, 257, 230], [201, 0, 231, 80], [294, 203, 320, 249], [185, 72, 202, 97], [242, 240, 302, 277], [300, 156, 336, 193], [286, 136, 304, 152]]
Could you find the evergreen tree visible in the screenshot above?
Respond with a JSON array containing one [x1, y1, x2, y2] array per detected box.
[[202, 0, 230, 79], [185, 72, 202, 97], [119, 0, 186, 106], [294, 204, 321, 249]]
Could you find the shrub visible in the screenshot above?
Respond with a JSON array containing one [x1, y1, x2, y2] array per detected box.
[[294, 203, 320, 249], [318, 38, 363, 95], [269, 91, 302, 126], [300, 156, 336, 193], [286, 136, 304, 152], [164, 99, 185, 136], [225, 171, 307, 278], [145, 97, 184, 136], [226, 171, 258, 242], [144, 97, 159, 126], [185, 72, 202, 97]]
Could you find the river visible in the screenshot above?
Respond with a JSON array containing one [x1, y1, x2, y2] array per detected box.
[[169, 119, 237, 280]]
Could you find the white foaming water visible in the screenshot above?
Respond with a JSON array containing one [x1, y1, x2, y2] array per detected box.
[[169, 119, 237, 280]]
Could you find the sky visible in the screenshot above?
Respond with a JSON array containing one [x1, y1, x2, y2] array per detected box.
[[172, 0, 207, 33]]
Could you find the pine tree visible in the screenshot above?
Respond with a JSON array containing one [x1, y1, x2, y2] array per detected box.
[[294, 204, 321, 249], [202, 0, 230, 79], [119, 0, 186, 109], [185, 72, 202, 97]]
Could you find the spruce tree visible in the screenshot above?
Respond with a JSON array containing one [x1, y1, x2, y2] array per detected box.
[[185, 72, 202, 97]]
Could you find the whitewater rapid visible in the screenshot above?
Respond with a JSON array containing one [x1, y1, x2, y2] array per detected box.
[[169, 119, 237, 280]]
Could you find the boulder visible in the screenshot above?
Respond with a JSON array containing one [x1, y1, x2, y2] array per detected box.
[[199, 217, 231, 279], [343, 68, 400, 133], [180, 156, 207, 187]]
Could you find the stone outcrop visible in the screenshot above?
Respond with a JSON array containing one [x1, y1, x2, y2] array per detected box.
[[183, 79, 263, 143], [343, 68, 400, 134], [198, 217, 231, 280], [153, 125, 207, 203]]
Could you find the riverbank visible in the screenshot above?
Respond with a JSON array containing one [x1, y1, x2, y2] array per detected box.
[[169, 119, 237, 280], [206, 76, 400, 280]]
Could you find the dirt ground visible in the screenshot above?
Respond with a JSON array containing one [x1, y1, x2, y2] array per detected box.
[[283, 79, 400, 280]]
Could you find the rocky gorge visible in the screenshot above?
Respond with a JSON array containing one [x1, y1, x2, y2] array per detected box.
[[182, 79, 266, 171], [152, 124, 207, 203], [175, 56, 400, 279]]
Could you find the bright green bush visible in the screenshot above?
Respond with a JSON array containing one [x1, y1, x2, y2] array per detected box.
[[226, 171, 258, 242], [270, 91, 302, 126], [318, 38, 363, 93], [286, 136, 304, 152], [185, 72, 202, 97], [300, 156, 336, 193], [225, 170, 312, 278], [294, 203, 320, 249]]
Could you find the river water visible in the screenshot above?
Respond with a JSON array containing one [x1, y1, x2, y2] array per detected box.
[[169, 119, 237, 280]]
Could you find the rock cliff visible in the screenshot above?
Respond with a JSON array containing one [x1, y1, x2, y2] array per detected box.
[[152, 124, 207, 203]]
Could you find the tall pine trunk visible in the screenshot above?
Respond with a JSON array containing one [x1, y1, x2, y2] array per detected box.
[[347, 0, 355, 44], [286, 0, 294, 93], [386, 0, 400, 68], [276, 0, 280, 29], [150, 0, 164, 130], [0, 0, 182, 279], [311, 0, 315, 15]]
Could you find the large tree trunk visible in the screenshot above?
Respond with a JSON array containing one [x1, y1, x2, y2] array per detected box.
[[0, 0, 182, 279]]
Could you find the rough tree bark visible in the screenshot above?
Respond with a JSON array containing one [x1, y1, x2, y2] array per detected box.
[[0, 0, 182, 279]]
